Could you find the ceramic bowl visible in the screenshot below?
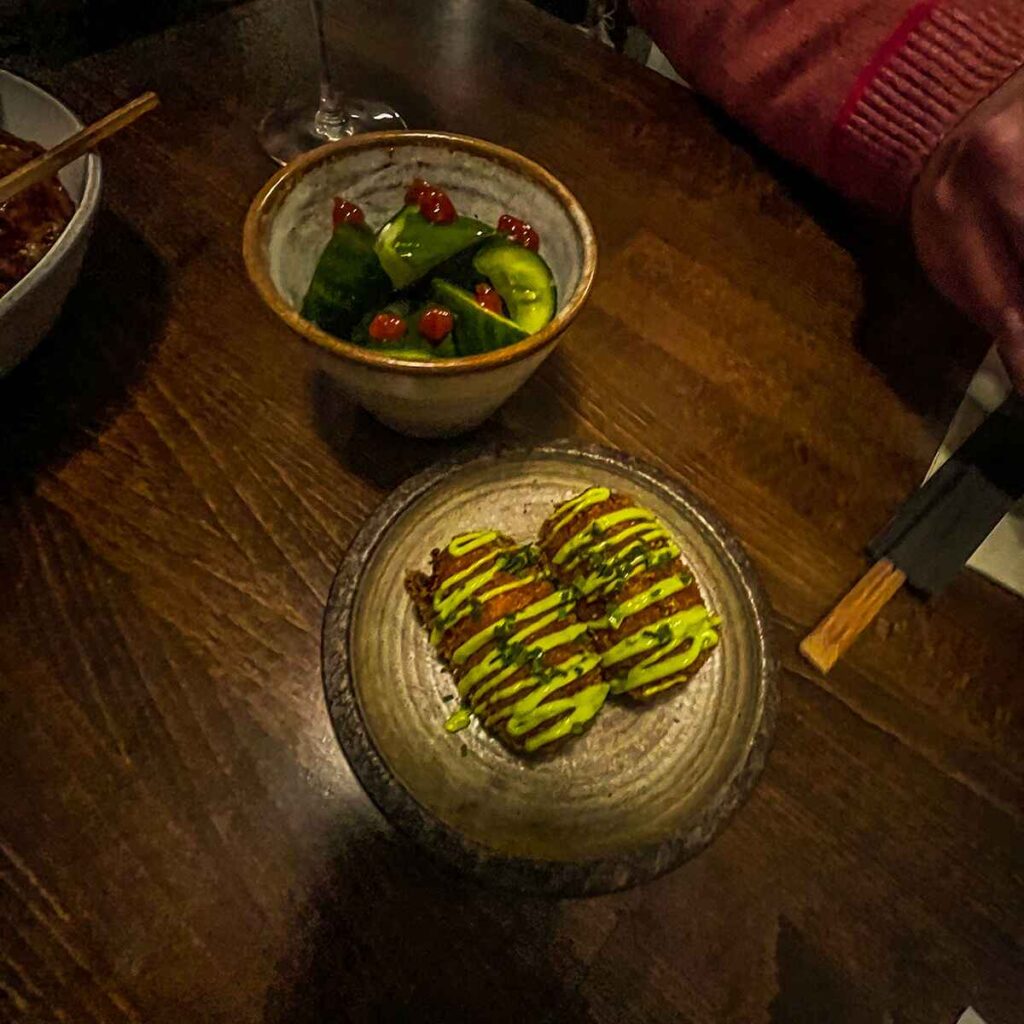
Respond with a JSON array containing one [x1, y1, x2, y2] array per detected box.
[[0, 70, 102, 373], [243, 131, 596, 438]]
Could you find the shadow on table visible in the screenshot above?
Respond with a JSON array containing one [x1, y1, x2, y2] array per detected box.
[[263, 824, 594, 1024], [309, 350, 583, 492], [820, 217, 987, 434], [0, 211, 167, 489], [699, 99, 988, 434], [769, 917, 883, 1024]]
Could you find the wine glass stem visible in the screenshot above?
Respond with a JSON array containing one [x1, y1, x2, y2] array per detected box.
[[310, 0, 348, 139]]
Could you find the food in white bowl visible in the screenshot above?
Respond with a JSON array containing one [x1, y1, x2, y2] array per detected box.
[[0, 70, 101, 373], [243, 131, 596, 438], [300, 178, 557, 361], [0, 129, 76, 296]]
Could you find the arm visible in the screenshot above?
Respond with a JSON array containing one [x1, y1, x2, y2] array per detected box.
[[632, 0, 1024, 215], [634, 0, 1024, 387], [912, 68, 1024, 389]]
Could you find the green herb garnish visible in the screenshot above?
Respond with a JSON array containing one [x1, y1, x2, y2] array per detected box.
[[500, 546, 539, 576], [492, 618, 515, 640]]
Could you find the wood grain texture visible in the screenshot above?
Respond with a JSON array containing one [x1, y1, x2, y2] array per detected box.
[[800, 559, 908, 674], [1, 1, 1021, 1021]]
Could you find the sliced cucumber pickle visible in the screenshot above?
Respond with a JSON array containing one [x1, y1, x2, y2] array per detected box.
[[472, 239, 556, 334], [375, 205, 492, 290], [431, 279, 528, 356], [300, 223, 393, 338]]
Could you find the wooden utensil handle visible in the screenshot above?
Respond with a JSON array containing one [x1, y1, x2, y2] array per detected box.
[[799, 559, 907, 674], [0, 91, 159, 204]]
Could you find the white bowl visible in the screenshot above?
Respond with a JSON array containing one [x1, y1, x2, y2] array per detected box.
[[244, 132, 596, 438], [0, 70, 102, 373]]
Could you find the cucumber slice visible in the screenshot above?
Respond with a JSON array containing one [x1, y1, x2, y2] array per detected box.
[[300, 223, 393, 338], [432, 279, 528, 356], [473, 239, 557, 334], [375, 205, 493, 290], [422, 241, 483, 293]]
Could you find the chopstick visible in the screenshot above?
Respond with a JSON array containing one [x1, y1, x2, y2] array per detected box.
[[799, 558, 907, 674], [802, 391, 1024, 675], [0, 91, 159, 204]]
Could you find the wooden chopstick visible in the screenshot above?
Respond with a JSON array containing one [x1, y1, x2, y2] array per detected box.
[[799, 559, 907, 674], [0, 91, 159, 204]]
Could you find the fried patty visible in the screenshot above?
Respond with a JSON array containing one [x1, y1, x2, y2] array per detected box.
[[406, 531, 608, 753], [538, 489, 720, 702]]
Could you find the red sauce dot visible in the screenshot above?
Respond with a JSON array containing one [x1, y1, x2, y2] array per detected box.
[[368, 312, 407, 342], [497, 212, 539, 250], [418, 305, 455, 344], [404, 177, 457, 224], [332, 197, 365, 227], [474, 283, 503, 315], [405, 178, 432, 206]]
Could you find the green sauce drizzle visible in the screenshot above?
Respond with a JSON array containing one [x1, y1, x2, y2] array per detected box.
[[574, 540, 680, 598], [609, 626, 718, 695], [442, 611, 606, 750], [432, 560, 506, 623], [432, 489, 722, 748], [552, 507, 659, 566], [598, 575, 691, 630], [444, 707, 473, 733], [602, 605, 713, 666], [548, 486, 611, 537], [447, 530, 501, 557], [432, 537, 609, 750], [545, 488, 723, 701], [511, 682, 609, 752], [429, 541, 540, 645], [477, 652, 597, 720], [432, 575, 540, 643], [565, 521, 667, 573], [434, 547, 508, 601], [451, 589, 574, 665], [458, 616, 587, 693]]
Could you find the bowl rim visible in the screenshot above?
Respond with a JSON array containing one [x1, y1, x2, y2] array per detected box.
[[242, 130, 597, 378], [0, 69, 103, 313]]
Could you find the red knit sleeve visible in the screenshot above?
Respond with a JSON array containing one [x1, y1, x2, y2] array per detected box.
[[632, 0, 1024, 216]]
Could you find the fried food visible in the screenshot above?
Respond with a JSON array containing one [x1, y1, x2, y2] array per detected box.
[[538, 488, 721, 702], [406, 529, 609, 754]]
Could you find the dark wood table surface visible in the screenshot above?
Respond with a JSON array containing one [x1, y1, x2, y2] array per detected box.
[[2, 1, 1022, 1021]]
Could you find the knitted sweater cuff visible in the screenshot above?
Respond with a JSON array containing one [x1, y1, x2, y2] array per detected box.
[[827, 1, 1024, 216]]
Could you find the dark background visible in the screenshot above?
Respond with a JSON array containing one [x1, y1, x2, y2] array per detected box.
[[1, 0, 590, 63]]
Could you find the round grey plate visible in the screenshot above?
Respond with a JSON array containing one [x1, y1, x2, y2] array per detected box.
[[322, 442, 777, 895]]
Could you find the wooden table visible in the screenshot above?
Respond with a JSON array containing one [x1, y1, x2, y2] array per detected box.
[[2, 1, 1022, 1020]]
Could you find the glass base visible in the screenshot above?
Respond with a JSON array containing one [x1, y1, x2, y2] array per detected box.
[[258, 97, 406, 165]]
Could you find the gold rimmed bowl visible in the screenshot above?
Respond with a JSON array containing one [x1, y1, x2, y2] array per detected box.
[[243, 131, 596, 438]]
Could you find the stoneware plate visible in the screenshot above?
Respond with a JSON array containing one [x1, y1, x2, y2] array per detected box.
[[322, 442, 777, 895]]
